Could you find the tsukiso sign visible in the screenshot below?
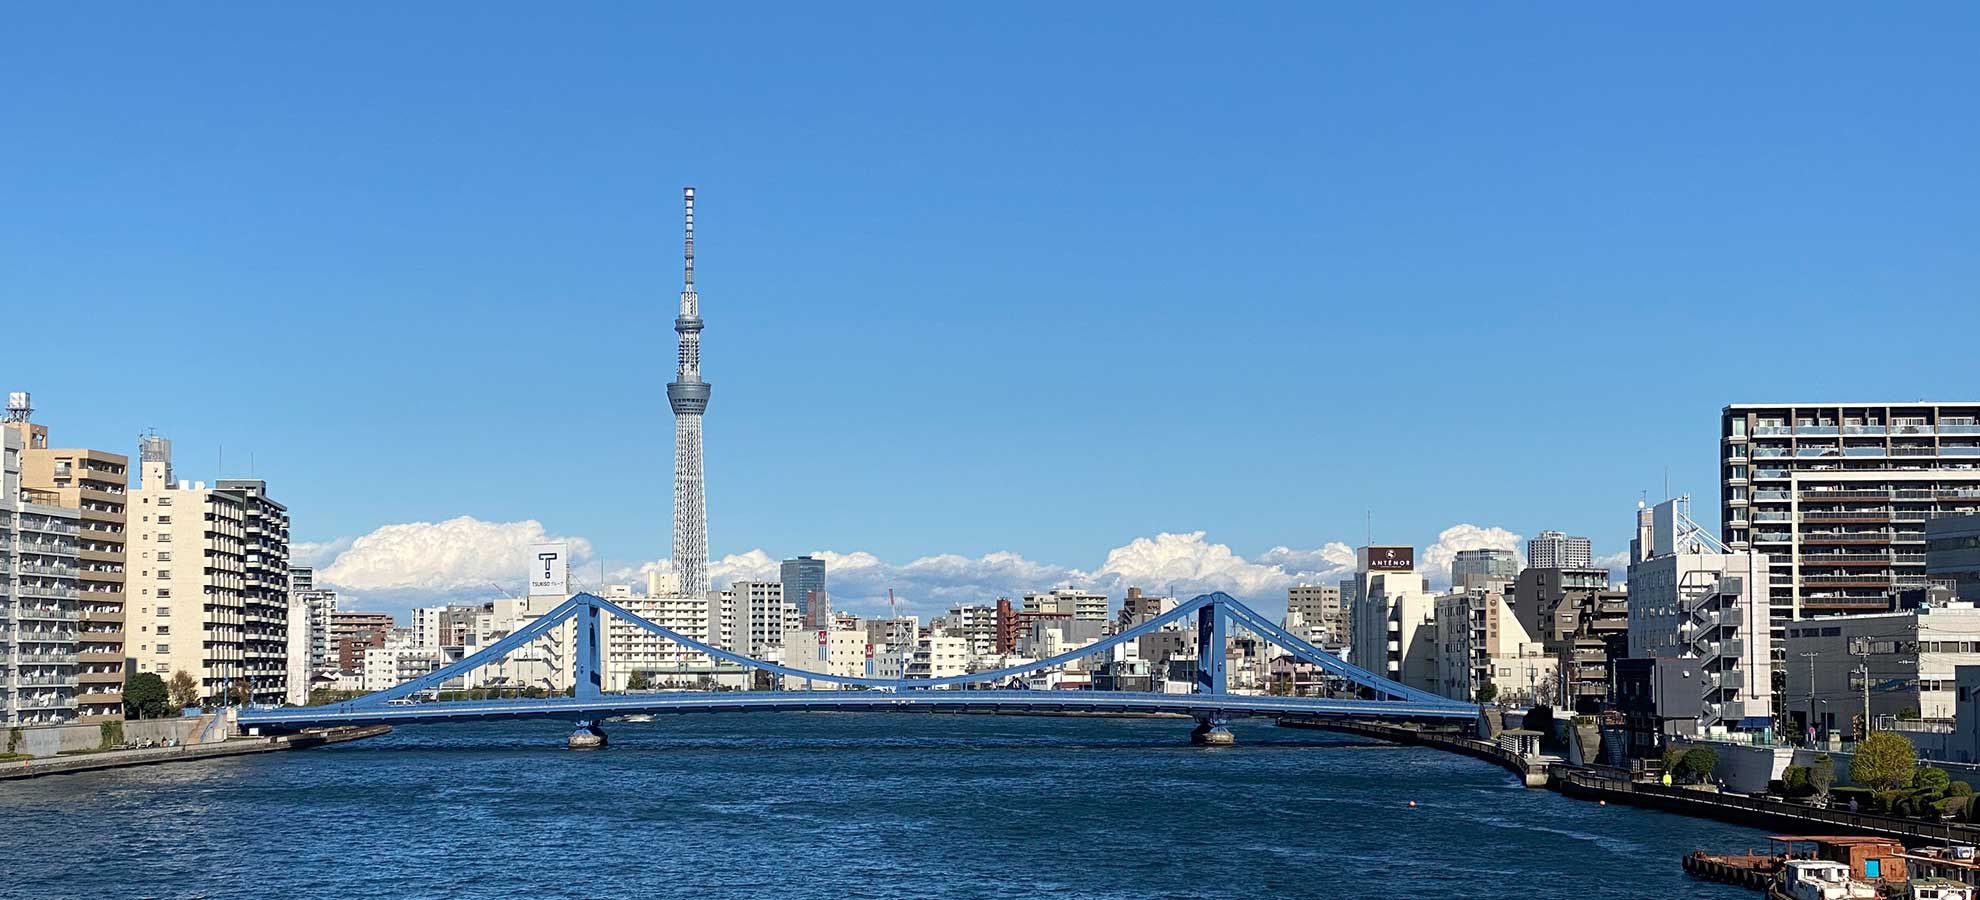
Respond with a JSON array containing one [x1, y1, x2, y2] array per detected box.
[[1364, 546, 1414, 572], [529, 542, 569, 597]]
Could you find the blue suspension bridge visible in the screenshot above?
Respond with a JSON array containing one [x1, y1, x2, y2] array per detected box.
[[239, 592, 1479, 746]]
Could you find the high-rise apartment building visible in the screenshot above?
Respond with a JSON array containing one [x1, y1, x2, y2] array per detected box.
[[129, 435, 241, 698], [2, 425, 85, 726], [1720, 403, 1980, 637], [1451, 548, 1519, 589], [780, 555, 826, 628], [218, 479, 290, 705], [1527, 531, 1592, 570], [5, 393, 129, 721]]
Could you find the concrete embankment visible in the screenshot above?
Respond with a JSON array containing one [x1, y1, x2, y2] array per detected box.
[[1279, 718, 1550, 786], [0, 726, 390, 781]]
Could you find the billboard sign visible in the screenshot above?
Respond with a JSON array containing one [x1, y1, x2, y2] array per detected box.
[[1363, 546, 1414, 572], [528, 542, 569, 597]]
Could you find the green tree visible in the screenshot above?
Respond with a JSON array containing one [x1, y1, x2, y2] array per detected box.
[[227, 681, 254, 707], [1474, 683, 1499, 704], [1809, 754, 1836, 800], [1676, 747, 1720, 785], [1949, 781, 1973, 798], [1915, 765, 1953, 795], [167, 671, 202, 711], [626, 671, 651, 691], [1852, 731, 1918, 791], [123, 672, 171, 719]]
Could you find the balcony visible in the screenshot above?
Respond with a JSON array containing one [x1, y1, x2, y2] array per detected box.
[[11, 606, 80, 621], [1844, 425, 1888, 436], [1756, 426, 1794, 436], [1844, 447, 1889, 457], [1892, 424, 1936, 436], [1756, 468, 1792, 479], [1797, 447, 1843, 458], [1801, 510, 1891, 522]]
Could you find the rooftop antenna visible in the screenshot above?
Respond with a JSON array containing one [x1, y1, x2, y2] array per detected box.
[[1365, 510, 1372, 545]]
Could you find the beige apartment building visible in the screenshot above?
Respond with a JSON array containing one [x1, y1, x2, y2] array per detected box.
[[4, 399, 129, 722], [128, 436, 250, 704]]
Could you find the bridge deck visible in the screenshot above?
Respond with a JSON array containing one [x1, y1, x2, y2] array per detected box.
[[240, 690, 1477, 730]]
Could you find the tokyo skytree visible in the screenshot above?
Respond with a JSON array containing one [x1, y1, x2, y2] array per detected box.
[[667, 187, 710, 597]]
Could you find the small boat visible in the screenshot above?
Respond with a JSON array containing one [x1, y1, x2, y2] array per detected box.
[[1769, 860, 1876, 900]]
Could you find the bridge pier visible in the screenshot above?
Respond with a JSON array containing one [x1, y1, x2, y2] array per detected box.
[[567, 720, 607, 750], [1190, 716, 1234, 747]]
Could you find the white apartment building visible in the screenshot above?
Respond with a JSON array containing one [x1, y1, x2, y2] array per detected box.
[[734, 580, 786, 658], [3, 428, 84, 726], [285, 589, 314, 705], [360, 637, 443, 693], [1529, 531, 1593, 570], [1627, 499, 1775, 731], [905, 632, 969, 680]]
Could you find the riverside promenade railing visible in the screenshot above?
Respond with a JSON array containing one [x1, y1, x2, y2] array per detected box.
[[1554, 768, 1980, 844]]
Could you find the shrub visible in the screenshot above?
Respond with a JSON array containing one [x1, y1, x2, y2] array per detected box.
[[1915, 766, 1953, 794], [1782, 766, 1812, 797], [1935, 797, 1970, 819], [1952, 782, 1974, 798]]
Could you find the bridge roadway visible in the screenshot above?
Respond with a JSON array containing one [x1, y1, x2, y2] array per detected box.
[[238, 689, 1478, 732]]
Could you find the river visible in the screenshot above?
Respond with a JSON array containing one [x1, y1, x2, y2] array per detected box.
[[0, 715, 1767, 899]]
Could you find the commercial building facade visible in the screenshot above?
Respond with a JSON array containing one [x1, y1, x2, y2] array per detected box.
[[780, 556, 826, 628], [1286, 583, 1345, 649], [1627, 499, 1775, 732]]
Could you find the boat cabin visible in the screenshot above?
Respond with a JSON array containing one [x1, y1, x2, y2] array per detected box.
[[1909, 879, 1977, 900], [1906, 846, 1980, 889], [1780, 860, 1877, 900], [1770, 835, 1907, 884]]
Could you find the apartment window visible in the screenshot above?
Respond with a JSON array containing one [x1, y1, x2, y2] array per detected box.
[[157, 552, 171, 562], [156, 644, 169, 654], [157, 515, 172, 525], [157, 607, 169, 617], [156, 589, 171, 599], [156, 625, 170, 635], [158, 570, 171, 579], [1730, 418, 1747, 438]]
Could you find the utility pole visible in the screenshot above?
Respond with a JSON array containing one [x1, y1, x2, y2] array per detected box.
[[1799, 651, 1820, 743]]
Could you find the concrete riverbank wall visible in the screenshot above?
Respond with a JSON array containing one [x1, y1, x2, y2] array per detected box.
[[7, 713, 229, 759], [0, 725, 390, 781]]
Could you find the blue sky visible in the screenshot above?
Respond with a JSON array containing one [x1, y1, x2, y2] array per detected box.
[[5, 5, 1978, 615]]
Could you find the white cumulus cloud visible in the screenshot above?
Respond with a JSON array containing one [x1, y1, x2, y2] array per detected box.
[[317, 517, 592, 607], [298, 516, 1560, 621]]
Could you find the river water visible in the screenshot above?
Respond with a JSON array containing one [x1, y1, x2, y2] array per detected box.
[[1, 715, 1767, 899]]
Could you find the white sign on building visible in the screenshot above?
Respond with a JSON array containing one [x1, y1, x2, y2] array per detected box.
[[529, 541, 569, 597]]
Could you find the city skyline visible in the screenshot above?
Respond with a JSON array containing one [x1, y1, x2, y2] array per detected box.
[[8, 7, 1980, 619]]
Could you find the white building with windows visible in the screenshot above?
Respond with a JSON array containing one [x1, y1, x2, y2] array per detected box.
[[1627, 498, 1775, 732]]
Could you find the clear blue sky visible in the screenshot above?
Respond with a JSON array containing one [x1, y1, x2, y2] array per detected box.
[[5, 5, 1978, 606]]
